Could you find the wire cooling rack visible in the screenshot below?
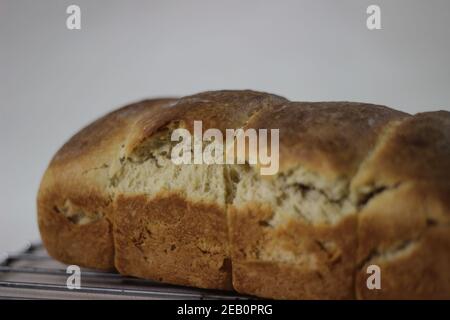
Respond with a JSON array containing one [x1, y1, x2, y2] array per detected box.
[[0, 242, 248, 300]]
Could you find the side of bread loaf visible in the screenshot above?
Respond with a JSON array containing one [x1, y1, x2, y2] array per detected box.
[[37, 90, 450, 299]]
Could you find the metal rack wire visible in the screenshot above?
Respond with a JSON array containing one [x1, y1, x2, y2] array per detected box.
[[0, 242, 248, 300]]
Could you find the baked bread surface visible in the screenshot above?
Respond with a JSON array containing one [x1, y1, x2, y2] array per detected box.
[[38, 90, 450, 299]]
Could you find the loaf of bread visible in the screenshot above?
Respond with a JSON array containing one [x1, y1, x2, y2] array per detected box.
[[37, 90, 450, 299]]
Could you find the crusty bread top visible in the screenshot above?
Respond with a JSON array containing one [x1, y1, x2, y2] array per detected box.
[[123, 90, 288, 157], [40, 90, 428, 207], [39, 99, 177, 202], [45, 90, 432, 193], [352, 111, 450, 193], [244, 101, 408, 180], [40, 90, 450, 209], [38, 91, 289, 219], [51, 99, 176, 167]]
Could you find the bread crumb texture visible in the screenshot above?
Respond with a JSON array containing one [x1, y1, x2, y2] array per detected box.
[[38, 91, 450, 299]]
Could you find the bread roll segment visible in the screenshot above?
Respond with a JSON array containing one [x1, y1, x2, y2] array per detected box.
[[352, 112, 450, 299], [112, 91, 287, 289], [37, 90, 450, 299], [228, 102, 407, 299], [37, 98, 177, 269]]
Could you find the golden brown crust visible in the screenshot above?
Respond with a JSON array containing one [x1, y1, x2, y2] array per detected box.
[[50, 99, 176, 168], [114, 193, 232, 289], [352, 111, 450, 190], [355, 182, 450, 299], [245, 101, 408, 179], [229, 203, 357, 299], [37, 186, 114, 269], [124, 90, 288, 156]]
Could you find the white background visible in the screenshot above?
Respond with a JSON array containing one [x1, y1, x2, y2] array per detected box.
[[1, 0, 449, 253]]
